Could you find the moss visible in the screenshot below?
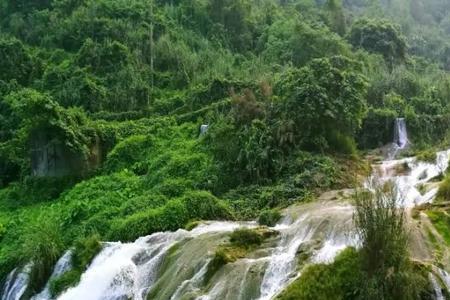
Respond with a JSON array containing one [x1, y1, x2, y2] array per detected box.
[[427, 210, 450, 245], [416, 150, 437, 163], [204, 228, 268, 285], [229, 228, 263, 248], [184, 220, 201, 231], [258, 209, 282, 227], [437, 175, 450, 202]]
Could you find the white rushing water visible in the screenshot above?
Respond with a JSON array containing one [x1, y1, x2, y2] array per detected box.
[[394, 118, 409, 149], [388, 117, 409, 159], [58, 222, 256, 300], [430, 273, 445, 300], [31, 251, 73, 300], [1, 264, 32, 300], [374, 149, 450, 207]]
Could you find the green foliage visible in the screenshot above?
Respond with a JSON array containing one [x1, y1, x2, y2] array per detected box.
[[109, 191, 233, 242], [348, 18, 407, 68], [277, 248, 362, 300], [2, 0, 450, 295], [354, 183, 422, 299], [416, 150, 437, 163], [49, 270, 80, 297], [437, 175, 450, 202], [205, 227, 268, 283], [229, 228, 263, 248], [427, 210, 450, 245], [0, 37, 33, 84], [21, 216, 65, 294], [104, 135, 154, 174], [276, 57, 367, 151], [258, 209, 282, 227]]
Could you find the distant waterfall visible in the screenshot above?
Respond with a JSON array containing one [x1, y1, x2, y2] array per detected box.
[[393, 118, 408, 149]]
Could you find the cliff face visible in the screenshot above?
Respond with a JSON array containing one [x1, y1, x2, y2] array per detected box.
[[30, 131, 101, 177]]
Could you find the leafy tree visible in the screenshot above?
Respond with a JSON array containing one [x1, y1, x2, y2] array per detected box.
[[0, 37, 33, 84], [276, 57, 367, 151], [348, 18, 407, 69], [326, 0, 346, 36]]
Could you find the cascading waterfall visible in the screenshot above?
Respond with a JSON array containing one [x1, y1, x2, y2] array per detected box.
[[31, 251, 73, 300], [388, 117, 409, 159], [1, 264, 32, 300], [394, 118, 409, 149], [4, 148, 450, 300], [56, 222, 256, 300], [429, 273, 445, 300]]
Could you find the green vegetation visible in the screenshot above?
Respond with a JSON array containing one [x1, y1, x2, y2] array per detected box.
[[437, 175, 450, 202], [354, 183, 427, 299], [258, 209, 282, 227], [416, 150, 437, 163], [1, 0, 450, 297], [427, 210, 450, 245], [277, 248, 363, 300]]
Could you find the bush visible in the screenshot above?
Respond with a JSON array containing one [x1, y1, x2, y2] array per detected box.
[[354, 182, 422, 299], [277, 248, 362, 300], [258, 209, 282, 227], [229, 228, 263, 248], [50, 270, 80, 296], [103, 135, 153, 174], [109, 191, 233, 242], [21, 218, 65, 294], [182, 191, 234, 221]]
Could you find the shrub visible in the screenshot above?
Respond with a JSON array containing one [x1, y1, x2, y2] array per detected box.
[[229, 228, 263, 248], [182, 190, 234, 221], [109, 191, 233, 242], [354, 182, 422, 299], [258, 209, 282, 227], [50, 270, 80, 296], [277, 248, 362, 300], [103, 135, 153, 173], [21, 218, 65, 294]]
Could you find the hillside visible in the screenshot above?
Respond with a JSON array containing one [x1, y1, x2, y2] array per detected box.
[[2, 0, 450, 299]]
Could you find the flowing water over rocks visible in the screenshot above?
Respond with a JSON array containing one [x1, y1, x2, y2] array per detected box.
[[4, 146, 450, 299]]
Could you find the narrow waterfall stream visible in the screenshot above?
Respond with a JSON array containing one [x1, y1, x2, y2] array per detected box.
[[394, 118, 409, 149], [3, 122, 450, 300]]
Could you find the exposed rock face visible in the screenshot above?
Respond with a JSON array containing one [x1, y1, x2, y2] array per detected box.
[[30, 131, 101, 177]]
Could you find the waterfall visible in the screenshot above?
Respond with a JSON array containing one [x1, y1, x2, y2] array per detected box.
[[199, 125, 209, 136], [5, 147, 450, 300], [57, 222, 256, 300], [1, 264, 32, 300], [430, 273, 445, 300], [31, 251, 73, 300], [393, 118, 408, 149]]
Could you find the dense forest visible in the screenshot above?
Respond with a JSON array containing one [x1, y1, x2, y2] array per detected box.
[[2, 0, 450, 299]]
